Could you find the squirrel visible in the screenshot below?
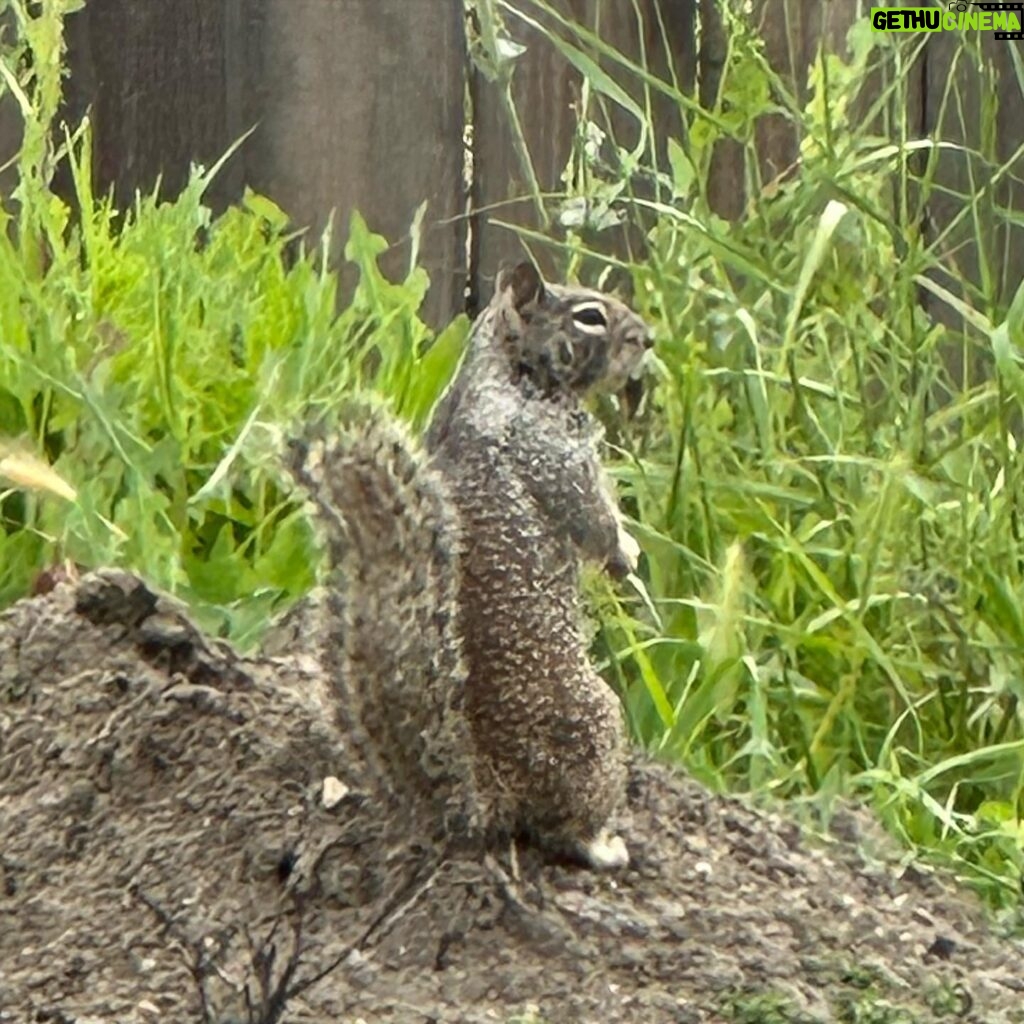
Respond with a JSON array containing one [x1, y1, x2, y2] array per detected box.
[[288, 260, 653, 869]]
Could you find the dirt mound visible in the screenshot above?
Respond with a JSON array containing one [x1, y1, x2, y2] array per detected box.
[[1, 571, 1021, 1023]]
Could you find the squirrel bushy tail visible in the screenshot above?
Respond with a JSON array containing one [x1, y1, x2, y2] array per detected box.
[[287, 405, 481, 841]]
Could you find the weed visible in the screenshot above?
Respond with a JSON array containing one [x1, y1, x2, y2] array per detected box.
[[495, 0, 1024, 913]]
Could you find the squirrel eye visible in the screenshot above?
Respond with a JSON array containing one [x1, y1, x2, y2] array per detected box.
[[571, 302, 608, 332]]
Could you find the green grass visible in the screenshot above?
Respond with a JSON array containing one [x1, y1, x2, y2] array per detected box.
[[0, 0, 467, 644], [482, 1, 1024, 916], [0, 0, 1021, 919]]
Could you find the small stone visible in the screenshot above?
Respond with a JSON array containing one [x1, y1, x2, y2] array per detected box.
[[322, 775, 350, 809]]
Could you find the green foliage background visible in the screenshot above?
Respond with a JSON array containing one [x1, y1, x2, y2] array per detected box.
[[0, 0, 1021, 920], [0, 0, 467, 645]]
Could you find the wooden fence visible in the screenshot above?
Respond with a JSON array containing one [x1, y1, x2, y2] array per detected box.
[[0, 0, 1021, 327]]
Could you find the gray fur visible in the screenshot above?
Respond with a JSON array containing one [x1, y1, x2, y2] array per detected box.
[[427, 262, 652, 858], [289, 262, 652, 865], [288, 410, 481, 843]]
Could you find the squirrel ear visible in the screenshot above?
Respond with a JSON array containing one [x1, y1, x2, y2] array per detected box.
[[498, 261, 545, 312]]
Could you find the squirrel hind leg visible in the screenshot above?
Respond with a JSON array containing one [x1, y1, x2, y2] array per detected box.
[[576, 830, 630, 871], [536, 827, 630, 871]]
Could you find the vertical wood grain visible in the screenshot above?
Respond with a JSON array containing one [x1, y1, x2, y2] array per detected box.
[[55, 0, 466, 327]]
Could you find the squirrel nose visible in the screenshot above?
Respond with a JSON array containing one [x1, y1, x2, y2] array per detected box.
[[642, 330, 655, 350]]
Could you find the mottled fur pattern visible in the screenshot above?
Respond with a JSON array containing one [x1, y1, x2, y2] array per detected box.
[[427, 263, 653, 865], [288, 263, 651, 868], [288, 411, 481, 843]]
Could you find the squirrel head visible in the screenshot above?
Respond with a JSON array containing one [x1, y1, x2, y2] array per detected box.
[[494, 261, 653, 398]]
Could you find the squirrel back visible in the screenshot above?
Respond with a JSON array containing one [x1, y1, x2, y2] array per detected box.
[[427, 262, 652, 866]]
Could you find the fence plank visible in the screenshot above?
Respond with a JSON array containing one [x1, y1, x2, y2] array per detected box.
[[704, 0, 865, 219], [59, 1, 241, 207], [925, 29, 1024, 316], [470, 0, 696, 306], [470, 0, 589, 303], [56, 0, 466, 328], [236, 0, 466, 327]]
